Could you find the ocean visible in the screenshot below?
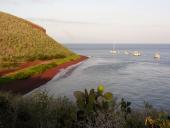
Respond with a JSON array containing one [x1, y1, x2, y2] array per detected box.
[[30, 44, 170, 109]]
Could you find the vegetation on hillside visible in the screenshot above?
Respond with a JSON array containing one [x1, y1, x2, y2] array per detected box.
[[0, 11, 74, 66], [0, 85, 169, 128], [0, 55, 80, 84]]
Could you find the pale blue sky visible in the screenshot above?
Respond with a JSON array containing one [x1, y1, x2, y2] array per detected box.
[[0, 0, 170, 44]]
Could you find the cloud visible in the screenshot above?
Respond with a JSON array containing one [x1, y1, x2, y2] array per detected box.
[[0, 0, 18, 5], [0, 0, 56, 5], [29, 0, 56, 4], [28, 17, 99, 25]]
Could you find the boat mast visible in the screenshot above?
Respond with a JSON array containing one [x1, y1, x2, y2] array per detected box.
[[113, 42, 116, 50]]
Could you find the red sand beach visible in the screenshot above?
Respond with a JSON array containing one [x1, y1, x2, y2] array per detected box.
[[0, 55, 88, 94]]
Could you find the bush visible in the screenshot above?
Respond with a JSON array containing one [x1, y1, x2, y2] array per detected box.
[[0, 86, 169, 128], [0, 95, 13, 128], [0, 91, 76, 128]]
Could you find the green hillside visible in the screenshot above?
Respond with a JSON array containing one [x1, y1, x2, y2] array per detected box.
[[0, 11, 74, 63]]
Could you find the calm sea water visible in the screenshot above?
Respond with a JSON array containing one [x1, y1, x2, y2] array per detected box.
[[30, 44, 170, 109]]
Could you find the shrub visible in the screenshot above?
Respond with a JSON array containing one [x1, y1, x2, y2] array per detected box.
[[0, 91, 77, 128], [0, 86, 169, 128], [120, 98, 131, 120], [145, 113, 170, 128]]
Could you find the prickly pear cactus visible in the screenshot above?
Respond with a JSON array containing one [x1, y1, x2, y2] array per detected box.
[[97, 85, 104, 94], [74, 85, 114, 114]]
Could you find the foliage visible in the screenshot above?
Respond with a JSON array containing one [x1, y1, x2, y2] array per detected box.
[[0, 86, 169, 128], [120, 98, 131, 120], [74, 86, 142, 128], [0, 93, 14, 128], [145, 113, 170, 128], [0, 55, 80, 84], [0, 91, 76, 128], [74, 85, 114, 119]]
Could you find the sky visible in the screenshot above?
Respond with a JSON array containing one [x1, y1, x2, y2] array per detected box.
[[0, 0, 170, 44]]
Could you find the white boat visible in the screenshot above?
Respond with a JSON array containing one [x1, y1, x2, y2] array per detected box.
[[154, 52, 160, 59], [132, 51, 141, 56], [110, 50, 117, 54], [110, 43, 117, 54]]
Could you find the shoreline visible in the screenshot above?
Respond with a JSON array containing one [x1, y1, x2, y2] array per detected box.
[[0, 55, 88, 95]]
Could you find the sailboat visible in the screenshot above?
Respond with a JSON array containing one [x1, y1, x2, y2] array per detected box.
[[110, 43, 117, 54], [154, 52, 160, 59], [132, 51, 141, 56]]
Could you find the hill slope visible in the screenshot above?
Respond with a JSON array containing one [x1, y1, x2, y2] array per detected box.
[[0, 11, 74, 62]]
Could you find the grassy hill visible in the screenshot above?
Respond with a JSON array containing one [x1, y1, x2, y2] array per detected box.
[[0, 11, 74, 63]]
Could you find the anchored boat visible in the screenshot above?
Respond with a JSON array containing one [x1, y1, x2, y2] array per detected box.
[[132, 51, 141, 56], [154, 52, 160, 59], [110, 43, 117, 54]]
